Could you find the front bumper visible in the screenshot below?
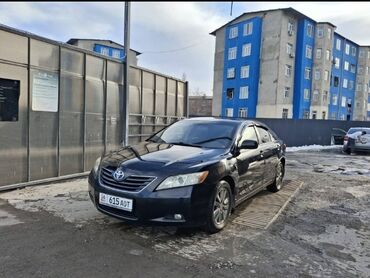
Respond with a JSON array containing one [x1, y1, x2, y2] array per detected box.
[[88, 171, 212, 227]]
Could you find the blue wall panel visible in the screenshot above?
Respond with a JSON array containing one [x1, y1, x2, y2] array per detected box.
[[293, 19, 315, 119], [222, 17, 262, 118]]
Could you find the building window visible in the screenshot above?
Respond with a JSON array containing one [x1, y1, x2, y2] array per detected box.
[[335, 57, 340, 69], [350, 64, 356, 73], [334, 76, 339, 87], [328, 28, 332, 39], [112, 49, 121, 58], [367, 66, 370, 75], [351, 46, 357, 56], [358, 66, 364, 74], [364, 84, 368, 93], [304, 89, 310, 100], [343, 78, 348, 88], [324, 70, 329, 81], [341, 96, 346, 107], [284, 87, 290, 98], [226, 108, 233, 117], [316, 48, 322, 59], [227, 68, 235, 79], [314, 69, 320, 80], [345, 44, 350, 55], [344, 61, 349, 71], [240, 66, 250, 78], [238, 108, 247, 118], [226, 88, 234, 99], [312, 111, 317, 119], [349, 80, 354, 90], [242, 43, 251, 57], [243, 22, 253, 36], [357, 83, 363, 91], [304, 67, 311, 80], [288, 20, 294, 34], [239, 86, 249, 99], [307, 24, 314, 37], [317, 28, 323, 38], [285, 65, 292, 77], [100, 47, 109, 56], [304, 111, 310, 119], [282, 109, 289, 119], [313, 90, 319, 102], [336, 39, 341, 50], [322, 111, 326, 120], [326, 50, 331, 61], [229, 26, 238, 39], [359, 50, 365, 58], [306, 45, 312, 59], [286, 43, 293, 55], [228, 47, 237, 60], [332, 94, 338, 105]]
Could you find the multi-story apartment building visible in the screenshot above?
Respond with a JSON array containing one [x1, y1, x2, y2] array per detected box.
[[211, 7, 370, 121]]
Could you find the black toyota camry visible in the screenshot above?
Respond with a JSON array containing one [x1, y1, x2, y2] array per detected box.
[[88, 117, 286, 233]]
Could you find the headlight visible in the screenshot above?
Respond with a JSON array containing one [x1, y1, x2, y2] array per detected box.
[[93, 157, 101, 174], [156, 171, 209, 191]]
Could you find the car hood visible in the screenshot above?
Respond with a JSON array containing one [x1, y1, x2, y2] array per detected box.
[[101, 142, 229, 171]]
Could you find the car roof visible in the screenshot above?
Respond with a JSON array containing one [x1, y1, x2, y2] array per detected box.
[[185, 117, 269, 128]]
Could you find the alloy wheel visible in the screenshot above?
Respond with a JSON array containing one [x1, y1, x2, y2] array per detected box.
[[276, 162, 283, 190], [212, 187, 231, 226]]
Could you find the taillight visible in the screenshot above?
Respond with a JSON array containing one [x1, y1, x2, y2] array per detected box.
[[344, 135, 348, 141]]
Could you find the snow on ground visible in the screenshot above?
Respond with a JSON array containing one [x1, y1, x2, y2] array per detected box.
[[286, 145, 341, 153]]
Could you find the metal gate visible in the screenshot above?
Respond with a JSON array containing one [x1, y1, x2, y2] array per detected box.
[[0, 25, 188, 189]]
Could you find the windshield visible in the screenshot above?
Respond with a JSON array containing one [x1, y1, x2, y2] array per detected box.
[[348, 128, 370, 134], [148, 120, 240, 149]]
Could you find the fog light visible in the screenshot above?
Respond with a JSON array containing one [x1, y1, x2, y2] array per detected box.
[[174, 214, 183, 220]]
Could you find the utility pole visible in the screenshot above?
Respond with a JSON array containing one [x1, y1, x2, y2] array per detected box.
[[123, 1, 131, 146]]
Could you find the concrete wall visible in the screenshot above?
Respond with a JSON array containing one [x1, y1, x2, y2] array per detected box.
[[189, 96, 212, 116], [354, 46, 370, 121], [310, 23, 334, 119], [212, 28, 225, 117]]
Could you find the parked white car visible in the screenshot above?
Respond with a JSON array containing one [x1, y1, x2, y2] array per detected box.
[[343, 127, 370, 154]]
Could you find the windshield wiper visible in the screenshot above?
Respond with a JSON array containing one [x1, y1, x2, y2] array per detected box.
[[194, 136, 233, 144], [170, 142, 202, 148]]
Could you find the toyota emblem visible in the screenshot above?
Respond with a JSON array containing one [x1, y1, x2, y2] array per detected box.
[[113, 169, 125, 181]]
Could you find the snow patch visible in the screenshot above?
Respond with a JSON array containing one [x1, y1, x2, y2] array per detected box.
[[286, 145, 341, 153]]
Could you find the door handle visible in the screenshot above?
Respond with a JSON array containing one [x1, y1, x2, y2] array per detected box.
[[260, 150, 264, 158]]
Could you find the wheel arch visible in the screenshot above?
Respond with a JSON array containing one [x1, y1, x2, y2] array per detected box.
[[220, 175, 236, 208]]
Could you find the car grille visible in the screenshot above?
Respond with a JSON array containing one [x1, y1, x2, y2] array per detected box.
[[99, 167, 156, 192]]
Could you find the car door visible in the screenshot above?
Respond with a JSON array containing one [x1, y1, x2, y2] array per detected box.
[[255, 126, 277, 186], [235, 125, 265, 199]]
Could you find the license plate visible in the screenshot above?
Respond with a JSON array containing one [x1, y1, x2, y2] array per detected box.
[[99, 193, 133, 212]]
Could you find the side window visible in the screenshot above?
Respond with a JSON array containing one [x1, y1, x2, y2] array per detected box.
[[238, 126, 258, 146], [256, 127, 271, 144]]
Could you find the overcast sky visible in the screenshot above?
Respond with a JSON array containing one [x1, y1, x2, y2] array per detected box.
[[1, 2, 370, 95]]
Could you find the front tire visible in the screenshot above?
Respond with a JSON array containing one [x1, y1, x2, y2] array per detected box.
[[267, 161, 284, 193], [344, 148, 351, 155], [205, 181, 232, 234]]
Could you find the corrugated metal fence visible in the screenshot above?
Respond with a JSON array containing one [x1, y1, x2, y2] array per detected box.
[[0, 25, 188, 189]]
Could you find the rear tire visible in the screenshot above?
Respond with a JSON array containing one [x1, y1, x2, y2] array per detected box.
[[267, 161, 284, 193], [205, 181, 232, 234]]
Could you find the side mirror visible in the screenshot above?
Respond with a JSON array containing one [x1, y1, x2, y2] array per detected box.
[[239, 140, 258, 149]]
